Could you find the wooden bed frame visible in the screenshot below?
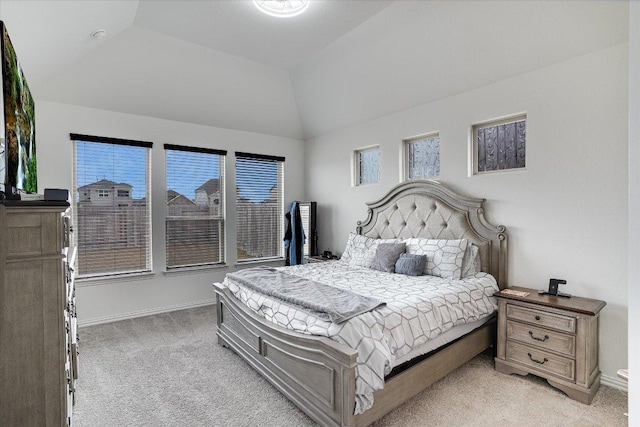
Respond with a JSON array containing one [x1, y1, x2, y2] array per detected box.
[[214, 180, 508, 426]]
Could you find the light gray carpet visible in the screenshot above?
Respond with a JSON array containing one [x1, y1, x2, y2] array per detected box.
[[74, 306, 628, 427]]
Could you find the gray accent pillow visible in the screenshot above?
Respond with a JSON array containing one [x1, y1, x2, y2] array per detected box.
[[370, 243, 406, 273], [461, 243, 481, 277], [395, 253, 427, 276]]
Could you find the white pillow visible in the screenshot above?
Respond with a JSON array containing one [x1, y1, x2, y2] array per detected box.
[[340, 233, 398, 268], [404, 238, 468, 279], [461, 243, 482, 278]]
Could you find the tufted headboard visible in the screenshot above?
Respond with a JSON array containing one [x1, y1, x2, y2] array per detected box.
[[356, 180, 508, 289]]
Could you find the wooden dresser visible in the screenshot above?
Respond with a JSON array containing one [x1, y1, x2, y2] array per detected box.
[[494, 286, 605, 404], [0, 201, 78, 426]]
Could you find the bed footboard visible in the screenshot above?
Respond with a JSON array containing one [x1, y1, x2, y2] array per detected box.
[[353, 318, 495, 426], [214, 283, 358, 427], [215, 282, 495, 427]]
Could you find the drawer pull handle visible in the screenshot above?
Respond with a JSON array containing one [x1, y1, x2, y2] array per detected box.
[[527, 352, 548, 365], [534, 315, 541, 321], [529, 331, 549, 342]]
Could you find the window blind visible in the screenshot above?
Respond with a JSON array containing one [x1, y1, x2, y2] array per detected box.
[[235, 152, 284, 262], [165, 144, 226, 269], [71, 135, 152, 277]]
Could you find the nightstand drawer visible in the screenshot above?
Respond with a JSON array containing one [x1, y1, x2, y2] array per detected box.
[[506, 320, 575, 357], [506, 341, 575, 382], [506, 304, 575, 333]]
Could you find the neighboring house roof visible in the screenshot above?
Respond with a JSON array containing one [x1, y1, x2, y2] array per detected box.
[[167, 191, 195, 206], [196, 178, 220, 196], [167, 189, 181, 200], [78, 179, 132, 191]]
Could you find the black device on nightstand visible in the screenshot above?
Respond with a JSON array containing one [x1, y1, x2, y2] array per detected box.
[[538, 278, 571, 298]]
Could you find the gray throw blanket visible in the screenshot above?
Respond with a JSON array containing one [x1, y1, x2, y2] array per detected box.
[[227, 267, 385, 323]]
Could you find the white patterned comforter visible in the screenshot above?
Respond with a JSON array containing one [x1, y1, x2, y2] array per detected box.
[[221, 260, 499, 415]]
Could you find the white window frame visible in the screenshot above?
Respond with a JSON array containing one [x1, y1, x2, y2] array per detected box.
[[402, 132, 440, 181], [71, 134, 153, 279], [470, 113, 527, 176], [235, 152, 285, 264], [164, 144, 227, 270], [352, 145, 380, 187]]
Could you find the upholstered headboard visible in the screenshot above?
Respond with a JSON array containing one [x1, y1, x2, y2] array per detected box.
[[356, 180, 508, 289]]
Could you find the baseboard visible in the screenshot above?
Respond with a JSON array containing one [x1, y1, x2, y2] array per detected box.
[[78, 299, 216, 327], [601, 374, 628, 392]]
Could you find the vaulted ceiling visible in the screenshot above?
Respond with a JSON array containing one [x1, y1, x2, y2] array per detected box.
[[0, 1, 629, 140]]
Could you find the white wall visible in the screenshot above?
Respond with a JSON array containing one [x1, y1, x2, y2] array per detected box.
[[305, 44, 628, 383], [36, 26, 304, 140], [627, 2, 639, 423], [292, 0, 628, 139], [36, 101, 305, 325]]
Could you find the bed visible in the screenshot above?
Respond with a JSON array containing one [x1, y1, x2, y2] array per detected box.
[[214, 180, 508, 426]]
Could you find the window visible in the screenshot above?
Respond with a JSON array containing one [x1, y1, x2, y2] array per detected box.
[[165, 144, 227, 269], [72, 133, 152, 277], [404, 133, 440, 180], [298, 202, 317, 257], [117, 189, 130, 198], [235, 152, 284, 262], [354, 146, 380, 186], [472, 114, 526, 174]]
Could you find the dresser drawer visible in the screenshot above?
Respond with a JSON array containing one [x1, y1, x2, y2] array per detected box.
[[506, 340, 575, 382], [506, 304, 575, 333], [506, 320, 575, 357]]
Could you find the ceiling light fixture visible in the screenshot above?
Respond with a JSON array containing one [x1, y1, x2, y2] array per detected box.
[[253, 0, 309, 18]]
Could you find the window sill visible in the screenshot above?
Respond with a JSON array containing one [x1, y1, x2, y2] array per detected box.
[[163, 264, 228, 277], [353, 182, 380, 188], [471, 167, 527, 177], [235, 257, 286, 267], [76, 271, 156, 287]]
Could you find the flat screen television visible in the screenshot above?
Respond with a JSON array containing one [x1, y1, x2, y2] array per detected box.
[[0, 20, 36, 199]]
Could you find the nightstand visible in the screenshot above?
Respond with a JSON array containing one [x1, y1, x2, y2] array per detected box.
[[494, 286, 606, 404]]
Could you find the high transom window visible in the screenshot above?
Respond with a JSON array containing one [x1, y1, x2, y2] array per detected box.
[[404, 133, 440, 180], [354, 146, 380, 186], [472, 114, 526, 174]]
